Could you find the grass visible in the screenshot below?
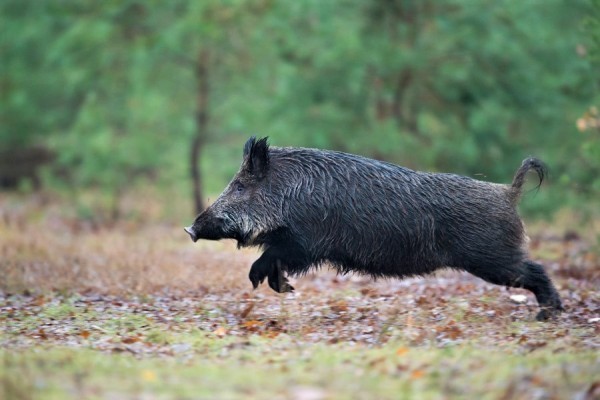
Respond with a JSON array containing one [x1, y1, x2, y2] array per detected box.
[[1, 192, 599, 399], [3, 339, 598, 400]]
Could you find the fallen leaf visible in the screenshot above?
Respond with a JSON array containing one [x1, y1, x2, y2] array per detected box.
[[262, 331, 280, 339], [411, 369, 425, 379], [518, 334, 529, 344], [438, 322, 462, 340], [240, 302, 255, 319], [213, 326, 227, 337], [396, 364, 409, 372], [79, 330, 91, 339], [32, 296, 46, 306], [241, 320, 262, 329], [141, 370, 157, 382], [329, 300, 348, 313], [241, 319, 263, 332], [415, 296, 430, 306], [396, 347, 409, 356], [368, 357, 386, 367], [122, 336, 140, 344], [526, 341, 547, 352]]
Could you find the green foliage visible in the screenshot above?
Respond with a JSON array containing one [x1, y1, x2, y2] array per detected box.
[[1, 0, 596, 214], [577, 0, 600, 197]]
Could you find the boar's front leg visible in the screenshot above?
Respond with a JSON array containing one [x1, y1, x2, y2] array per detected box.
[[268, 259, 294, 293], [249, 249, 294, 293], [248, 250, 272, 289]]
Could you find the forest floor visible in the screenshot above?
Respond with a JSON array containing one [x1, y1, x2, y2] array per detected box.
[[1, 194, 599, 399]]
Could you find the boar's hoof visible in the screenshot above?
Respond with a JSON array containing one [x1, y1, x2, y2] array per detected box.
[[268, 268, 294, 293], [535, 307, 562, 322], [249, 263, 269, 290], [249, 272, 266, 290], [268, 260, 294, 293]]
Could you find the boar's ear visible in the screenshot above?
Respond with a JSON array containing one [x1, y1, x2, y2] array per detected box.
[[242, 136, 270, 177], [243, 136, 256, 159]]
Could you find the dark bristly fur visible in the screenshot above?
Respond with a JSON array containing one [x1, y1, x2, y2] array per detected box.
[[185, 137, 563, 321]]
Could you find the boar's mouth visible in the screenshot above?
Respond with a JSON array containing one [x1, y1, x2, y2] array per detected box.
[[184, 213, 242, 243], [184, 226, 198, 242]]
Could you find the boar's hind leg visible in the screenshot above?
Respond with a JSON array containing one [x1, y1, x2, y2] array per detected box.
[[466, 260, 563, 321], [249, 248, 296, 293], [520, 260, 563, 321]]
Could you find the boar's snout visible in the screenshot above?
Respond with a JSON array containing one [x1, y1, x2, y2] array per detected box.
[[184, 226, 198, 242]]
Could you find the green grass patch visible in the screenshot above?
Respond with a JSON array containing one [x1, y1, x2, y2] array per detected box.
[[2, 340, 598, 400]]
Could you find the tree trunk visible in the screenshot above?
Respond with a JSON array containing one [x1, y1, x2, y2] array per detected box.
[[190, 50, 210, 213], [391, 69, 412, 129]]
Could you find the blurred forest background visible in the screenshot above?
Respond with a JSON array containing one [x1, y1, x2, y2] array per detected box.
[[1, 0, 599, 222]]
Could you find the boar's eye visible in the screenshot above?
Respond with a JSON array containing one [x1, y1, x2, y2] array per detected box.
[[234, 182, 245, 193]]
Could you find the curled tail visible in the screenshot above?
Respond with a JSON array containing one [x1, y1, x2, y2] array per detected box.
[[510, 157, 548, 204]]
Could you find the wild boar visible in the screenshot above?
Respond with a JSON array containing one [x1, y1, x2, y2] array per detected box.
[[185, 137, 563, 320]]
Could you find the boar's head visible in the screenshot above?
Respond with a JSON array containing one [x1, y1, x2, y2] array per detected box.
[[184, 137, 280, 247]]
